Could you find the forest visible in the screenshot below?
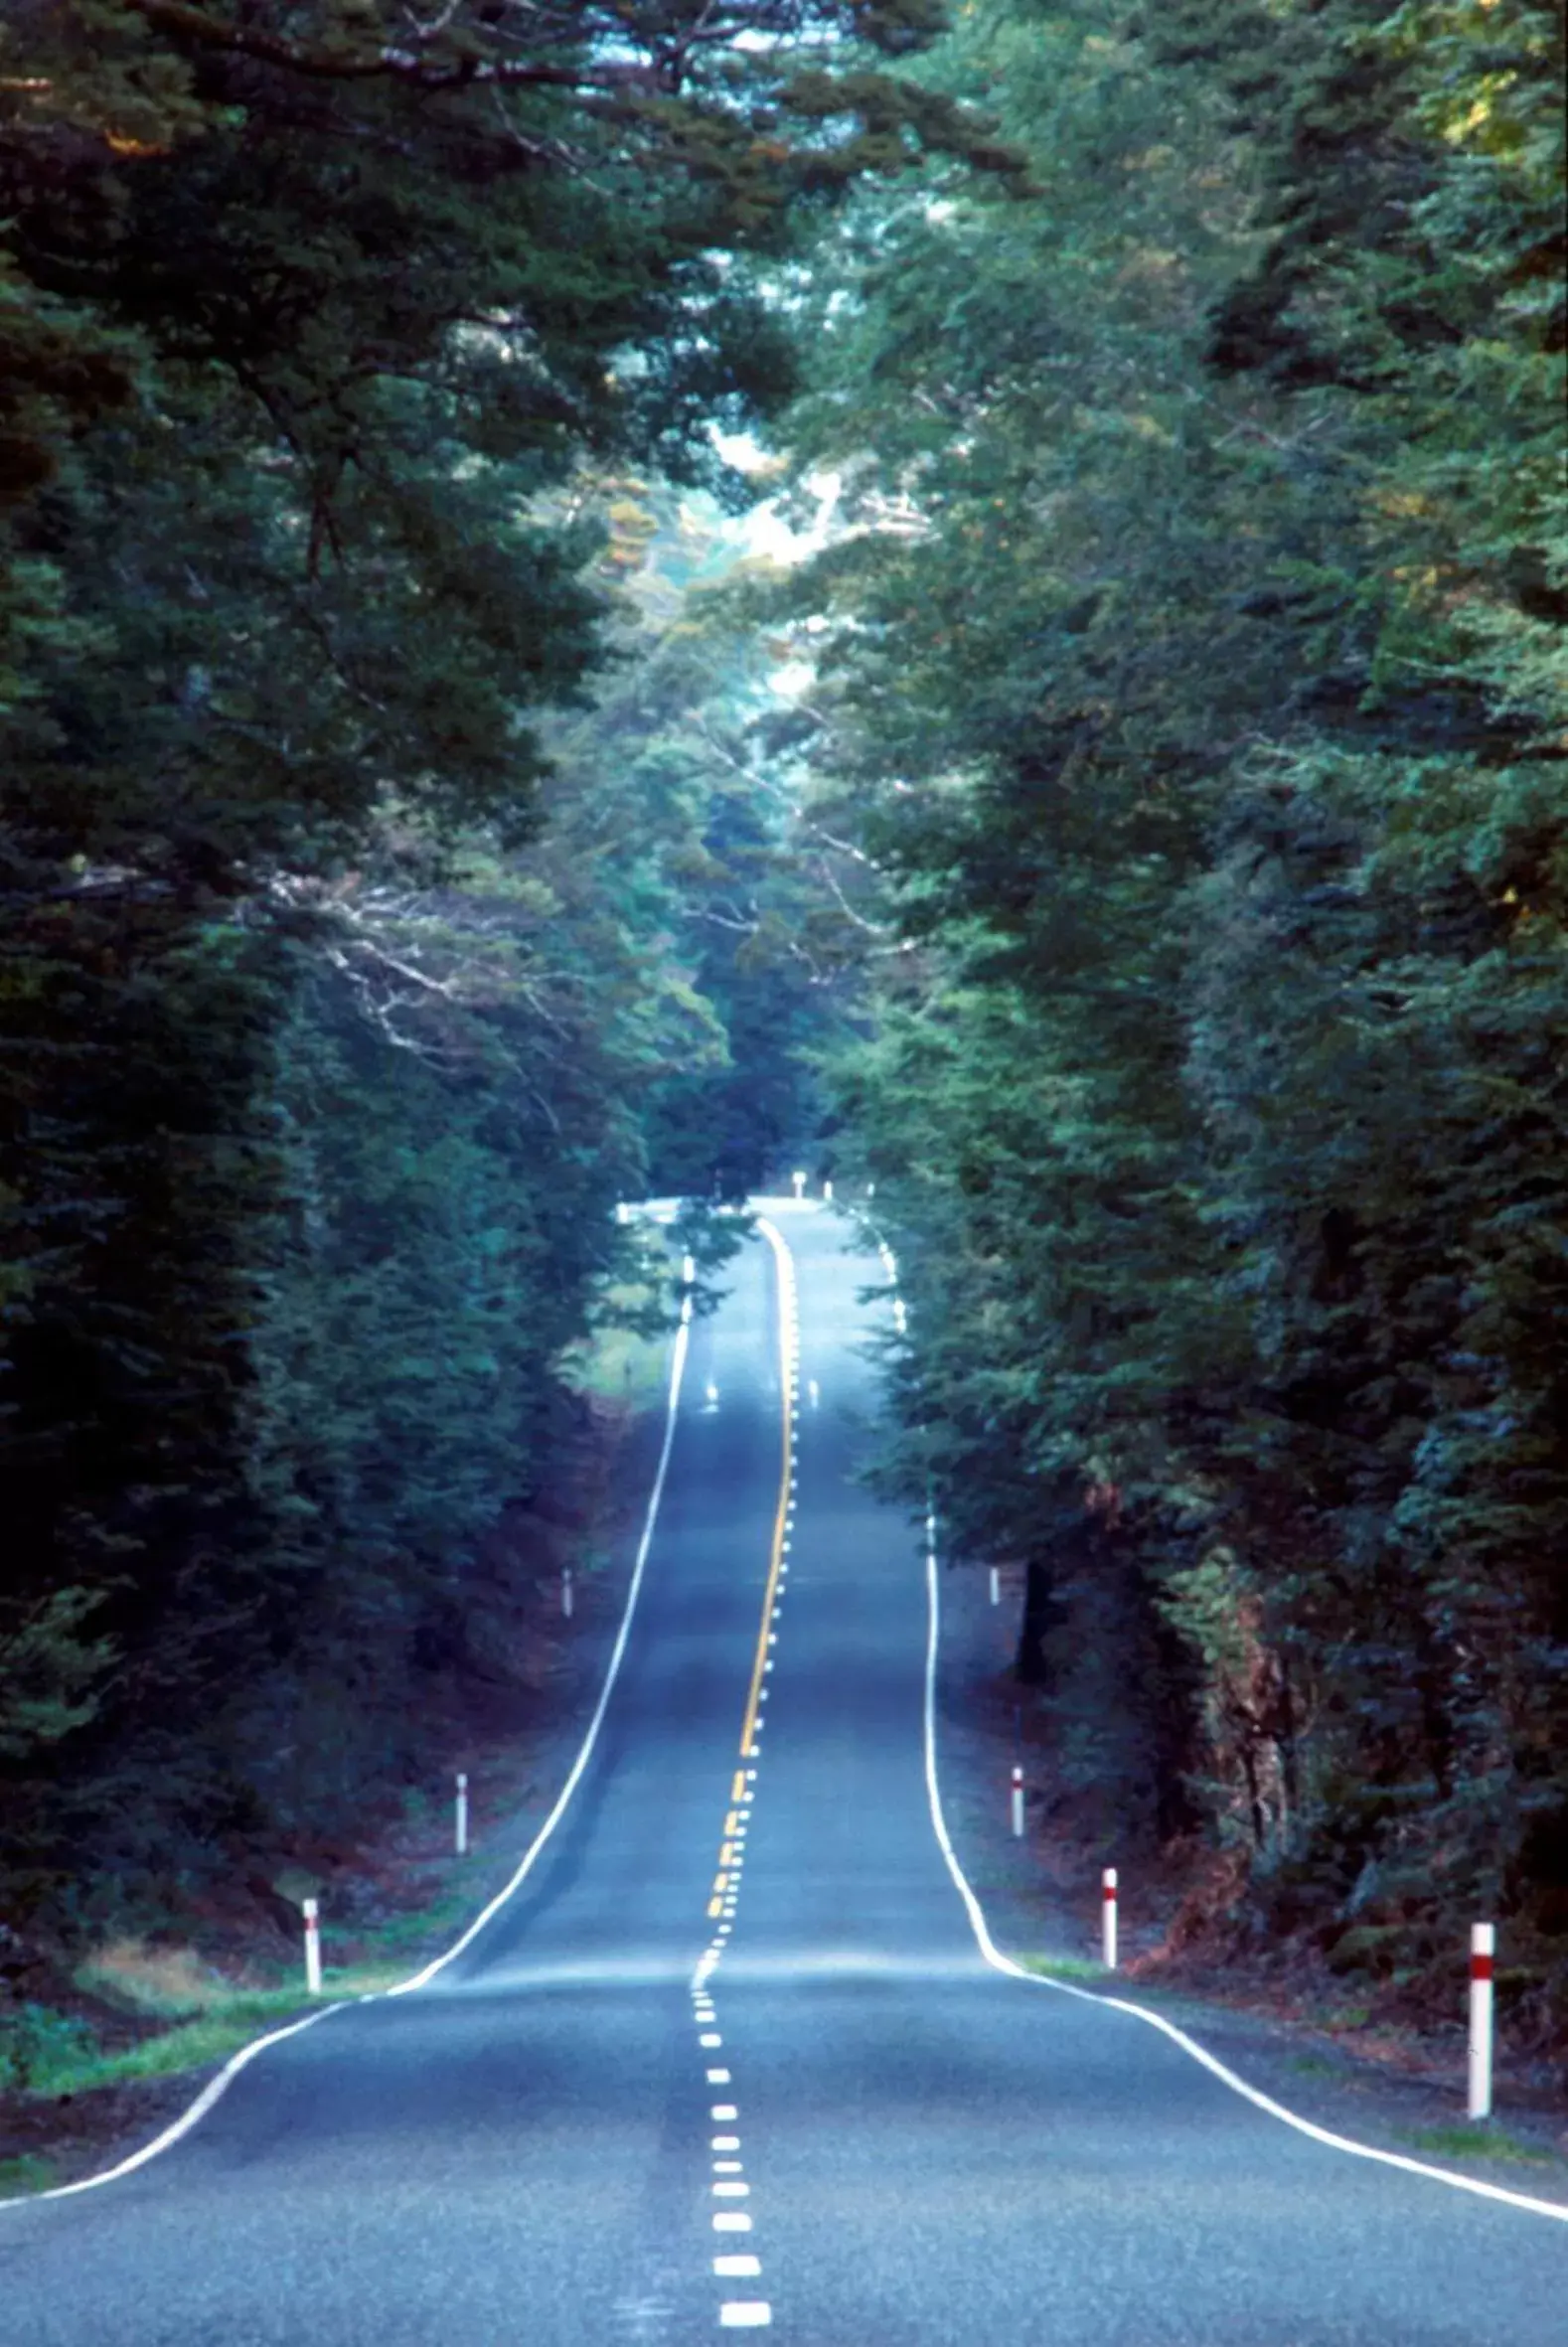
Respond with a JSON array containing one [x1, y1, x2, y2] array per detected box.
[[2, 1, 1565, 2051]]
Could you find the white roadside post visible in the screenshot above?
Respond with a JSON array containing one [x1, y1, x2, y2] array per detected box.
[[1011, 1764, 1025, 1839], [823, 1178, 834, 1203], [303, 1896, 323, 1994], [791, 1170, 806, 1200], [1469, 1922, 1495, 2120], [989, 1566, 1000, 1606], [683, 1252, 696, 1286], [455, 1771, 469, 1858], [562, 1565, 574, 1620], [1102, 1869, 1119, 1970]]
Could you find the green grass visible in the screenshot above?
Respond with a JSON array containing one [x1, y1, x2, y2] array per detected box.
[[561, 1281, 672, 1410], [337, 1884, 475, 1957], [17, 1855, 511, 2107], [1019, 1954, 1106, 1982], [0, 2155, 57, 2197], [1286, 2053, 1340, 2079], [29, 1963, 435, 2102], [1398, 2124, 1558, 2167]]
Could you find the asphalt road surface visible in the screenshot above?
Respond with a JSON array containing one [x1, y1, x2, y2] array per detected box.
[[2, 1202, 1564, 2344]]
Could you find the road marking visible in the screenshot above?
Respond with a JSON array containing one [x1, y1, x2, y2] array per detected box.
[[739, 1218, 796, 1758], [714, 2257, 761, 2277], [919, 1539, 1568, 2225], [690, 1231, 798, 2333]]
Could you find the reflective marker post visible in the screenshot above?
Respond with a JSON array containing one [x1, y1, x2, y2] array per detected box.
[[1469, 1922, 1494, 2120], [989, 1566, 1000, 1606], [455, 1771, 469, 1857], [303, 1897, 322, 1994], [562, 1565, 574, 1620], [791, 1170, 806, 1200], [1103, 1869, 1119, 1970], [1011, 1764, 1024, 1839]]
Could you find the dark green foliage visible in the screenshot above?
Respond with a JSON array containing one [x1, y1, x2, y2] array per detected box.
[[781, 0, 1567, 2027], [1, 2, 986, 1913]]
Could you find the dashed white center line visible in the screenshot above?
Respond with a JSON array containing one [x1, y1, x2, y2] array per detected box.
[[714, 2257, 760, 2279], [700, 2033, 723, 2048], [711, 2104, 737, 2121], [712, 2213, 752, 2234], [718, 2302, 772, 2328], [711, 2135, 740, 2150], [706, 2067, 731, 2084], [711, 2181, 750, 2198]]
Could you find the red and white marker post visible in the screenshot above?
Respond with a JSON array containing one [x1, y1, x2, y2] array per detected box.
[[455, 1770, 469, 1858], [302, 1896, 322, 1995], [1011, 1765, 1025, 1839], [1102, 1868, 1119, 1970], [1468, 1922, 1494, 2120]]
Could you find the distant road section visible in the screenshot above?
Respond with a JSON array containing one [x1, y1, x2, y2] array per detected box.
[[2, 1204, 1563, 2344]]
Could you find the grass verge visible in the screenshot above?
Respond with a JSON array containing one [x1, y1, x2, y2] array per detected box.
[[0, 2154, 57, 2196], [6, 1897, 486, 2108], [560, 1278, 672, 1412], [1397, 2124, 1559, 2167], [1019, 1954, 1107, 1983]]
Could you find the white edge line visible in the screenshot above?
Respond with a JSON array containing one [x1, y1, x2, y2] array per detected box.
[[2, 1297, 696, 2214], [392, 1297, 693, 1993], [0, 2003, 345, 2208], [920, 1537, 1568, 2226]]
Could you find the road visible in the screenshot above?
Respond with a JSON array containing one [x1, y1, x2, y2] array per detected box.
[[1, 1201, 1564, 2343]]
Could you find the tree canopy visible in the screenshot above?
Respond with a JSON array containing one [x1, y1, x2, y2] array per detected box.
[[772, 0, 1567, 2030], [3, 0, 1566, 2064]]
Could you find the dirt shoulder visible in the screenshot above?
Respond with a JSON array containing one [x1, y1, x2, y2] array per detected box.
[[934, 1555, 1568, 2204], [0, 1395, 667, 2200]]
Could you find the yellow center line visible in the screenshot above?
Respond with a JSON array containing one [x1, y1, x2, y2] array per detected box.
[[737, 1230, 793, 1758]]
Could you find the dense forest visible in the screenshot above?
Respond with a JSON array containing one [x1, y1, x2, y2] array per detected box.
[[2, 0, 1565, 2051], [774, 0, 1567, 2035], [0, 0, 912, 1924]]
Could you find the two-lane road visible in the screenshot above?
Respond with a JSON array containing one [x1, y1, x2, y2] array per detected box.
[[2, 1204, 1563, 2344]]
